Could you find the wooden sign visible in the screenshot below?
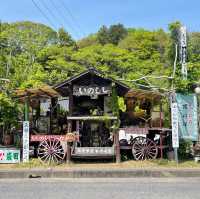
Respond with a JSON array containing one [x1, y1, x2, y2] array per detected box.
[[73, 85, 111, 96], [73, 147, 115, 156], [120, 127, 149, 134]]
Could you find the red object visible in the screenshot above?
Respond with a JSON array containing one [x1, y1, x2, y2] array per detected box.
[[31, 134, 79, 142]]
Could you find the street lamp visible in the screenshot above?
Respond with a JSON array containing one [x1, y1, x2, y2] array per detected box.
[[195, 86, 200, 95]]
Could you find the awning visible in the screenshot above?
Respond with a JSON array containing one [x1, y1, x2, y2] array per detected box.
[[15, 85, 60, 100], [125, 89, 163, 101]]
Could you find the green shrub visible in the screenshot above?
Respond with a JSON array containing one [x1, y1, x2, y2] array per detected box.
[[178, 139, 193, 160]]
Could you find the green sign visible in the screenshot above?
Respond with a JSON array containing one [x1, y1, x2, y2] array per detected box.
[[176, 93, 198, 141], [0, 149, 20, 163]]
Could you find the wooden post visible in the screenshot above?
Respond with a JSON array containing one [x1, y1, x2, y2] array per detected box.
[[66, 85, 73, 164], [115, 130, 121, 163], [24, 97, 29, 121], [66, 142, 71, 164]]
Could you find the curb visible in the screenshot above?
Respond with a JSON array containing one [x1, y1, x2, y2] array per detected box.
[[0, 168, 200, 178]]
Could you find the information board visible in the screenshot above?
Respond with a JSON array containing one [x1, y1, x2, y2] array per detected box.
[[0, 149, 20, 163]]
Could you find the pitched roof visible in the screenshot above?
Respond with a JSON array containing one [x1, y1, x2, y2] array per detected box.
[[54, 68, 130, 90]]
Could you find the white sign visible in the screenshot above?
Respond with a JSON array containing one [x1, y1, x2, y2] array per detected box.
[[171, 103, 179, 148], [73, 85, 111, 96], [179, 26, 187, 79], [0, 149, 20, 163], [23, 121, 29, 162]]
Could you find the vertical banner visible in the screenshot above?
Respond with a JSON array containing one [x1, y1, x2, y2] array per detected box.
[[176, 93, 198, 141], [179, 26, 187, 80], [23, 121, 29, 162], [171, 102, 179, 148]]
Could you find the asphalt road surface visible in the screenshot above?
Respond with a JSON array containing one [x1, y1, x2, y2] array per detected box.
[[0, 178, 199, 199]]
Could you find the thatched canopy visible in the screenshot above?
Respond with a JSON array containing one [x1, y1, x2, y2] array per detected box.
[[125, 89, 163, 102], [15, 85, 60, 101]]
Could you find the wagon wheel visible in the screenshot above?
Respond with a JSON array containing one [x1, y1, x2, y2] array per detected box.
[[132, 136, 158, 160], [37, 138, 65, 164]]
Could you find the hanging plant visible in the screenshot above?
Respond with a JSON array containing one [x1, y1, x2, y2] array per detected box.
[[110, 85, 120, 131]]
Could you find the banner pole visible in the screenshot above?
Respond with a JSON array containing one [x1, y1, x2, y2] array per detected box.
[[174, 147, 178, 163]]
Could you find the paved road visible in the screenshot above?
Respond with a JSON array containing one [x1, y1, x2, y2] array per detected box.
[[0, 178, 199, 199]]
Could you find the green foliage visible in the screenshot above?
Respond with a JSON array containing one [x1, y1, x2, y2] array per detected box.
[[58, 28, 76, 48], [178, 139, 193, 160], [97, 25, 110, 45], [97, 24, 127, 45], [0, 20, 200, 133], [0, 93, 19, 133], [118, 97, 126, 112], [111, 86, 119, 117]]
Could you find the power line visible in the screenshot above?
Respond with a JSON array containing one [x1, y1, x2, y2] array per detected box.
[[59, 0, 86, 37], [40, 0, 63, 29], [48, 0, 81, 39], [31, 0, 57, 30]]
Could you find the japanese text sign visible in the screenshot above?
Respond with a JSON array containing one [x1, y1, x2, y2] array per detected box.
[[23, 121, 29, 162], [171, 102, 179, 148], [176, 93, 198, 141], [0, 149, 20, 163]]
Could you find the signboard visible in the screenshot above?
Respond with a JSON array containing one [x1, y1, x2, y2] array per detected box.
[[0, 149, 20, 163], [73, 85, 111, 96], [23, 121, 29, 162], [31, 134, 79, 142], [171, 102, 179, 148], [73, 147, 115, 156], [120, 127, 149, 134], [176, 93, 198, 141]]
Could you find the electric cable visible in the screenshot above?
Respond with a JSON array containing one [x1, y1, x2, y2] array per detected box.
[[40, 0, 64, 29], [48, 0, 80, 39], [59, 0, 86, 37], [31, 0, 57, 30]]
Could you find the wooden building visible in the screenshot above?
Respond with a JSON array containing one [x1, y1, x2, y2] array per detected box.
[[54, 68, 129, 161]]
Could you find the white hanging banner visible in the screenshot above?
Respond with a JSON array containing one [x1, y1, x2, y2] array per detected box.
[[179, 26, 187, 80], [171, 103, 179, 148], [23, 121, 29, 162]]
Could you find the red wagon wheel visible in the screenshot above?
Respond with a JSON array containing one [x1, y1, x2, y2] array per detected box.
[[37, 138, 65, 164], [132, 136, 158, 160]]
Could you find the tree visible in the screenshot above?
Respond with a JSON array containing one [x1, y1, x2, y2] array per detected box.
[[97, 25, 110, 45], [77, 34, 98, 48], [58, 28, 76, 48], [97, 24, 128, 45], [108, 23, 127, 45]]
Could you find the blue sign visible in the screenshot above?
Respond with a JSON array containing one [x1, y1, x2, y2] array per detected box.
[[176, 93, 198, 141]]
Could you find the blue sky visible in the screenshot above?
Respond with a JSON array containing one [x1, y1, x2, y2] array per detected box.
[[0, 0, 199, 39]]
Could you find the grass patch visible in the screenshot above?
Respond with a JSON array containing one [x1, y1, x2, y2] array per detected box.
[[0, 158, 200, 169]]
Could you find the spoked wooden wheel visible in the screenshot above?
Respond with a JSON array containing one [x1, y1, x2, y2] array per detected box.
[[37, 138, 65, 164], [132, 136, 158, 160]]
